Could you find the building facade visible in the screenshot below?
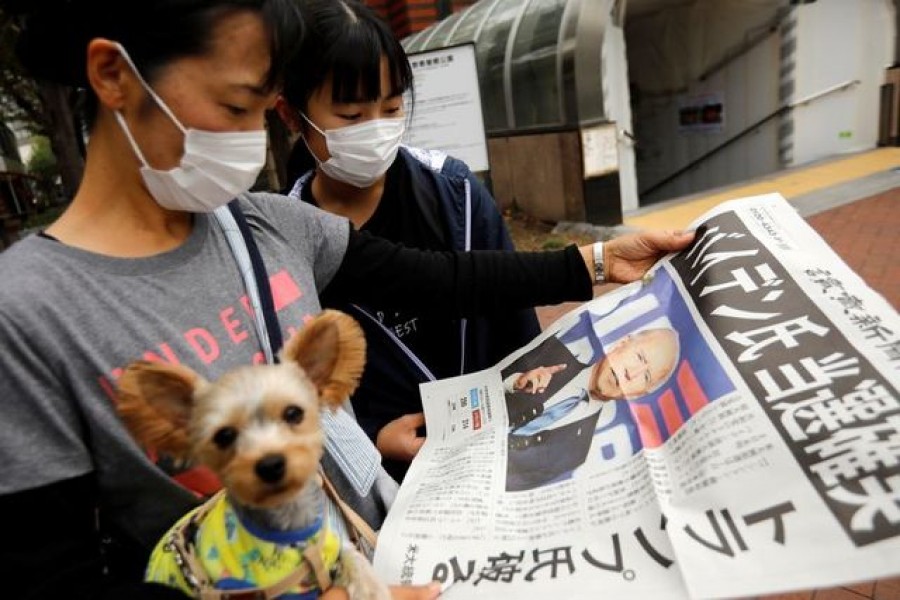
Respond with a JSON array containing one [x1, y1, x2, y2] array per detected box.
[[402, 0, 895, 222], [364, 0, 476, 39]]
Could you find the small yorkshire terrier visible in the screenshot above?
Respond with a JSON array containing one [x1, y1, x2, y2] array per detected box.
[[116, 309, 391, 600]]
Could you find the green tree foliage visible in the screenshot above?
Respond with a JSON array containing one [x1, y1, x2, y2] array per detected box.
[[0, 8, 44, 135], [26, 135, 64, 208], [1, 6, 85, 201], [26, 135, 55, 177]]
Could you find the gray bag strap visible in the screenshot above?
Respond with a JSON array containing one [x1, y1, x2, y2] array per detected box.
[[213, 202, 276, 364]]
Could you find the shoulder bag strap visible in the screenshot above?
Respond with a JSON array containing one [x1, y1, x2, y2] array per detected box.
[[215, 201, 377, 556], [214, 200, 283, 362], [226, 201, 283, 356], [319, 468, 379, 550]]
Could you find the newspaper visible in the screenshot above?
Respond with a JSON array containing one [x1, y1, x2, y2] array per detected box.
[[372, 193, 900, 599]]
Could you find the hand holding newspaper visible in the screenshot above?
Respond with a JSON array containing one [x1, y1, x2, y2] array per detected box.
[[373, 193, 900, 599]]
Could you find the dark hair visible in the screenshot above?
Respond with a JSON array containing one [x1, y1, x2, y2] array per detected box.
[[14, 0, 303, 127], [281, 0, 414, 182]]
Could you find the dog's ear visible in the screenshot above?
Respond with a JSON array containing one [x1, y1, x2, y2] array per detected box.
[[280, 310, 366, 410], [116, 361, 204, 459]]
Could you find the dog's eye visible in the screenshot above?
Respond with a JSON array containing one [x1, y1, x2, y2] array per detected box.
[[212, 426, 238, 449], [283, 405, 305, 425]]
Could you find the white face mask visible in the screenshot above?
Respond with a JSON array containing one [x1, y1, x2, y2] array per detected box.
[[113, 43, 268, 212], [302, 114, 405, 188]]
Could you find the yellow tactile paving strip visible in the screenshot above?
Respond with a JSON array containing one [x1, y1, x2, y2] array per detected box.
[[624, 147, 900, 231]]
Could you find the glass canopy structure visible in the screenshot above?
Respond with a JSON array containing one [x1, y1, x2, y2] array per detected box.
[[402, 0, 633, 223], [403, 0, 619, 135]]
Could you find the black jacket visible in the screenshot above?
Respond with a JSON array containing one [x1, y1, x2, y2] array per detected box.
[[290, 146, 542, 480]]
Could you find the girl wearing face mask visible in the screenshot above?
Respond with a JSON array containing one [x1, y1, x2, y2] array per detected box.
[[1, 0, 694, 598], [275, 0, 543, 483]]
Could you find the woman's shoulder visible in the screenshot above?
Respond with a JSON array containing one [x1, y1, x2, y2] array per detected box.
[[237, 190, 335, 223], [0, 236, 63, 315], [0, 235, 58, 280], [235, 191, 349, 253], [237, 190, 305, 213]]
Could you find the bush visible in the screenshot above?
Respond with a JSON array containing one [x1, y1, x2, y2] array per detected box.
[[26, 136, 56, 178], [25, 136, 64, 208]]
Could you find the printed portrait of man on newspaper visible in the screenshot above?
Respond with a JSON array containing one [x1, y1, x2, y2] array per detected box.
[[500, 267, 735, 492]]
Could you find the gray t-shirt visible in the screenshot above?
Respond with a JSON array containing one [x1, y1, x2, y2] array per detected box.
[[0, 192, 388, 548]]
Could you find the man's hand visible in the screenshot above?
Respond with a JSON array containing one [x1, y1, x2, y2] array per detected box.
[[604, 229, 695, 283], [513, 364, 567, 394], [579, 230, 695, 285], [376, 413, 427, 461], [390, 582, 442, 599]]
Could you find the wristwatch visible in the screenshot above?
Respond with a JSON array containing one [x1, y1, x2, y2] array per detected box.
[[592, 241, 606, 284]]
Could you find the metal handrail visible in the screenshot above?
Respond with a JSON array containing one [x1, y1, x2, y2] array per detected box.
[[639, 79, 861, 199]]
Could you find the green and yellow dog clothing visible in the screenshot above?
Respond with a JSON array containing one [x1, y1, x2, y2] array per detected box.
[[147, 491, 342, 599]]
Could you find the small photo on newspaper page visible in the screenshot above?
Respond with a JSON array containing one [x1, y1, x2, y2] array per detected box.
[[373, 193, 900, 600]]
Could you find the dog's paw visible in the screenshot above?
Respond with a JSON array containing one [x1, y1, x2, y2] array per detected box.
[[333, 546, 392, 600]]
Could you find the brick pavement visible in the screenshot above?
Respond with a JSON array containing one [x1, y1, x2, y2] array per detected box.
[[749, 190, 899, 599], [534, 189, 900, 599], [805, 188, 900, 310]]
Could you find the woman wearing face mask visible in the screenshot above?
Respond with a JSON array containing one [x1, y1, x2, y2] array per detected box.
[[0, 0, 693, 598], [274, 0, 542, 483]]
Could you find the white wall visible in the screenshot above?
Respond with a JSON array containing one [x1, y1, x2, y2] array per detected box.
[[17, 143, 33, 166], [626, 1, 782, 204], [602, 24, 639, 212], [625, 0, 895, 205], [12, 124, 33, 167], [791, 0, 894, 165]]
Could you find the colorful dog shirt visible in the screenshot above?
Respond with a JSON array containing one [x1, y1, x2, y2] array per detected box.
[[147, 491, 342, 599]]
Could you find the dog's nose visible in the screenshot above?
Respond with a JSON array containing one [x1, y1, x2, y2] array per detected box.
[[255, 454, 286, 483]]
